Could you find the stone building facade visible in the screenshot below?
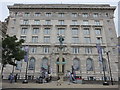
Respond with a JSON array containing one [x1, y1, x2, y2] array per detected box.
[[0, 19, 8, 39], [4, 4, 118, 81]]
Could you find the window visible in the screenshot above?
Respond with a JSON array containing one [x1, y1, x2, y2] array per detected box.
[[58, 28, 65, 35], [85, 47, 92, 54], [20, 36, 26, 41], [107, 20, 110, 23], [100, 59, 107, 71], [84, 37, 91, 43], [72, 20, 78, 25], [58, 20, 64, 25], [72, 37, 79, 43], [45, 20, 51, 25], [93, 13, 98, 18], [28, 58, 35, 70], [109, 28, 112, 35], [95, 28, 101, 35], [83, 28, 90, 35], [46, 13, 51, 17], [94, 20, 100, 25], [32, 36, 38, 42], [103, 59, 107, 71], [72, 13, 77, 17], [30, 47, 37, 54], [73, 59, 80, 71], [82, 13, 88, 17], [21, 28, 28, 34], [43, 47, 49, 54], [83, 20, 89, 25], [32, 28, 39, 34], [14, 12, 18, 16], [73, 47, 79, 54], [58, 13, 64, 17], [105, 13, 109, 17], [34, 13, 40, 16], [87, 76, 94, 80], [44, 36, 50, 43], [34, 20, 40, 25], [24, 12, 30, 17], [96, 37, 102, 43], [44, 28, 50, 35], [101, 48, 105, 54], [41, 58, 48, 69], [112, 48, 116, 54], [86, 58, 94, 71], [23, 20, 29, 25], [72, 28, 78, 35], [101, 77, 110, 81], [16, 61, 22, 70]]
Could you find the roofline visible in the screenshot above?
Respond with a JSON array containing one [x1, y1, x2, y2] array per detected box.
[[7, 4, 116, 11]]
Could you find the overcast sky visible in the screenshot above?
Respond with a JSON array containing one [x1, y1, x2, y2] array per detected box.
[[0, 0, 119, 36]]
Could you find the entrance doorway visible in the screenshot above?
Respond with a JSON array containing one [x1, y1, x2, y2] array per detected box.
[[56, 58, 66, 73]]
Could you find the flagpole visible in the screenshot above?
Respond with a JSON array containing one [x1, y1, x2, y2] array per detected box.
[[105, 51, 113, 85], [24, 59, 28, 83], [23, 46, 29, 83], [96, 44, 109, 85]]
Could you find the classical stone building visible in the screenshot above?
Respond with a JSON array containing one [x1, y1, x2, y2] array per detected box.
[[0, 18, 8, 38], [4, 4, 118, 81]]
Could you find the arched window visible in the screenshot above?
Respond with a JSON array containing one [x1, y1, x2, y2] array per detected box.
[[73, 58, 80, 71], [102, 59, 108, 71], [41, 57, 48, 70], [86, 58, 94, 71], [16, 61, 22, 70], [29, 57, 35, 70]]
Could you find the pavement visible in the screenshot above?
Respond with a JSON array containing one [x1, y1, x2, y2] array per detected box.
[[1, 80, 119, 89]]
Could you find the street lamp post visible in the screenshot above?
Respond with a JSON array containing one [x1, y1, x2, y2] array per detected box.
[[106, 51, 113, 85], [57, 35, 64, 85]]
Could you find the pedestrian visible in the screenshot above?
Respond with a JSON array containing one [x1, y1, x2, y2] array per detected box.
[[68, 71, 72, 85], [14, 74, 18, 82], [10, 73, 14, 83], [39, 75, 43, 84], [49, 75, 52, 82], [8, 73, 11, 80], [42, 71, 45, 83], [45, 71, 48, 83], [57, 76, 61, 86], [72, 74, 76, 83]]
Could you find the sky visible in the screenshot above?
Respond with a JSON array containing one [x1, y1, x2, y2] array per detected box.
[[0, 0, 119, 36]]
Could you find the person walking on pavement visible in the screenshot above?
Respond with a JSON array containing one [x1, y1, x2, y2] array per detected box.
[[45, 71, 48, 83], [14, 74, 18, 82], [10, 73, 14, 83], [57, 76, 61, 86], [42, 71, 45, 83], [68, 71, 72, 85]]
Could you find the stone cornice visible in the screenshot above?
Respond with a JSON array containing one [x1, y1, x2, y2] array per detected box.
[[7, 4, 116, 11]]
